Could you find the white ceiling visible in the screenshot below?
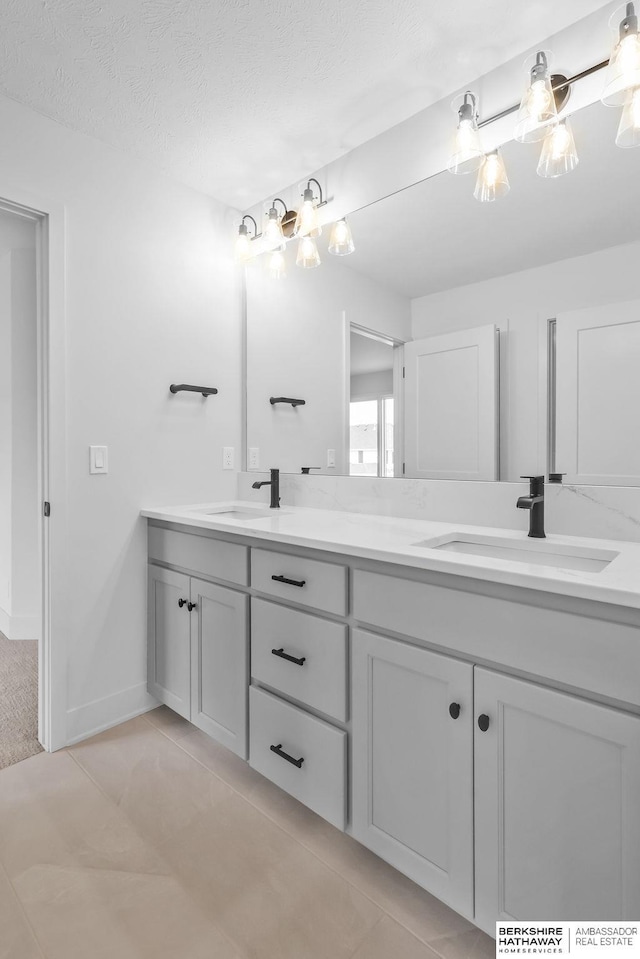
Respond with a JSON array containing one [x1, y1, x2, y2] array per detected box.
[[350, 331, 394, 376], [344, 101, 639, 299], [0, 0, 610, 208]]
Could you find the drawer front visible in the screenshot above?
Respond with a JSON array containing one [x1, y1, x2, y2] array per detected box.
[[251, 599, 348, 721], [251, 548, 347, 615], [352, 569, 640, 708], [249, 686, 346, 829], [148, 525, 248, 585]]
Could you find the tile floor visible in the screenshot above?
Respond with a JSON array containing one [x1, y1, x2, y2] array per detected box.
[[0, 707, 495, 959]]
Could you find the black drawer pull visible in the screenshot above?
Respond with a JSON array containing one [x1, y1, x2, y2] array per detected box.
[[272, 647, 306, 666], [449, 702, 461, 720], [478, 714, 490, 732], [271, 574, 306, 588], [270, 743, 304, 768]]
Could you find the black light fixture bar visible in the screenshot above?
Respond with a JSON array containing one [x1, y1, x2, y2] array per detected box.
[[270, 396, 306, 407], [478, 58, 609, 129], [170, 384, 218, 397]]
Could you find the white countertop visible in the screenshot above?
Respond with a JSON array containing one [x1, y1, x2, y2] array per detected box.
[[141, 501, 640, 611]]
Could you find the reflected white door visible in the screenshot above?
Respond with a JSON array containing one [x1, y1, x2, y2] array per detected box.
[[555, 301, 640, 485], [404, 325, 498, 480]]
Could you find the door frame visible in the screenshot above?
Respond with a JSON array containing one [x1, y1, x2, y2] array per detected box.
[[0, 186, 68, 751]]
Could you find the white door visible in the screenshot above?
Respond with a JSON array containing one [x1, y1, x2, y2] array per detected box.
[[404, 325, 498, 480], [190, 578, 249, 758], [474, 667, 640, 935], [352, 629, 474, 918], [555, 301, 640, 485]]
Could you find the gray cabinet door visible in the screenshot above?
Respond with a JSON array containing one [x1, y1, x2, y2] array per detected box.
[[147, 565, 191, 719], [352, 628, 474, 918], [190, 578, 249, 759], [474, 668, 640, 934]]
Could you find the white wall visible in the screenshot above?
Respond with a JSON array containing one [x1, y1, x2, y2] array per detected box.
[[411, 240, 640, 482], [246, 254, 409, 475], [0, 92, 242, 743], [0, 211, 39, 640]]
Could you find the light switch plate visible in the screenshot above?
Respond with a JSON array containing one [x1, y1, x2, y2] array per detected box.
[[248, 448, 260, 470], [90, 446, 108, 474], [223, 447, 235, 470], [327, 449, 336, 468]]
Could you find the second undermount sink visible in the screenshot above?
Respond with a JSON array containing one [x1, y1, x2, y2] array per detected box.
[[412, 533, 619, 573]]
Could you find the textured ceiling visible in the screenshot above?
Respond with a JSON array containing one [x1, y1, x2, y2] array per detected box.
[[0, 0, 610, 208]]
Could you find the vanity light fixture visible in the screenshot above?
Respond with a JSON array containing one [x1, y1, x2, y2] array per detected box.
[[447, 92, 484, 174], [602, 3, 640, 105], [268, 246, 287, 280], [296, 234, 321, 269], [615, 86, 640, 145], [235, 215, 259, 262], [328, 218, 355, 256], [537, 118, 579, 177], [515, 52, 559, 142], [263, 198, 288, 248], [294, 178, 324, 237], [473, 150, 510, 202]]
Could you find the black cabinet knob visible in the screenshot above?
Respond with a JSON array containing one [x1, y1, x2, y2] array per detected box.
[[477, 714, 490, 732], [449, 702, 461, 720], [178, 598, 187, 608], [187, 601, 197, 612]]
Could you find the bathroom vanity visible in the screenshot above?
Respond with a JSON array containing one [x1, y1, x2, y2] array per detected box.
[[142, 502, 640, 935]]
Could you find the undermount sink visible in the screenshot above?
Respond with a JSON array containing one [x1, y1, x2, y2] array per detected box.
[[412, 533, 619, 573], [189, 505, 277, 521]]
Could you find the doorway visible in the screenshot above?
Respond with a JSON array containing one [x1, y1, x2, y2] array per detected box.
[[0, 195, 56, 763], [349, 327, 403, 477]]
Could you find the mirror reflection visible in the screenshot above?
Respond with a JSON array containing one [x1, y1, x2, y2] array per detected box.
[[246, 99, 640, 484]]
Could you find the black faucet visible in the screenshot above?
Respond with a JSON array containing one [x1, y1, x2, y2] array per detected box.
[[516, 475, 545, 538], [251, 468, 280, 509]]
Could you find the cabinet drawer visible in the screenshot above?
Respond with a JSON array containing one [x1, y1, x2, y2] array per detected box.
[[249, 686, 346, 829], [251, 548, 347, 615], [148, 526, 248, 586], [251, 599, 348, 721]]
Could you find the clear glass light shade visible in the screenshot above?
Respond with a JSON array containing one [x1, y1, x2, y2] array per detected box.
[[537, 120, 579, 177], [296, 235, 321, 269], [514, 53, 557, 143], [602, 7, 640, 106], [616, 86, 640, 145], [447, 117, 484, 174], [294, 196, 321, 237], [263, 210, 284, 247], [268, 247, 287, 280], [474, 151, 510, 202], [328, 219, 355, 255], [234, 227, 251, 263]]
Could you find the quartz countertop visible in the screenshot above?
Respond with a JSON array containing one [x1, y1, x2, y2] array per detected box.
[[141, 501, 640, 611]]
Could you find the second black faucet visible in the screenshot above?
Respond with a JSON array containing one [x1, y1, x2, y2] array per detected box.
[[516, 475, 545, 538]]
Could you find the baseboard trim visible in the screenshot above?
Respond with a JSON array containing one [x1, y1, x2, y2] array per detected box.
[[66, 682, 159, 746], [0, 607, 40, 640]]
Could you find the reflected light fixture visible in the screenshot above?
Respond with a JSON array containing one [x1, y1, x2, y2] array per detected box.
[[515, 52, 558, 142], [235, 215, 259, 262], [474, 150, 510, 202], [537, 119, 579, 177], [615, 85, 640, 145], [294, 178, 324, 237], [447, 92, 483, 174], [296, 234, 321, 269], [263, 198, 288, 248], [328, 218, 355, 256], [268, 246, 287, 280], [602, 3, 640, 105]]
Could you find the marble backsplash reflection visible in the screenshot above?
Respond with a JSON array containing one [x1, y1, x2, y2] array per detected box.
[[238, 473, 640, 543]]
